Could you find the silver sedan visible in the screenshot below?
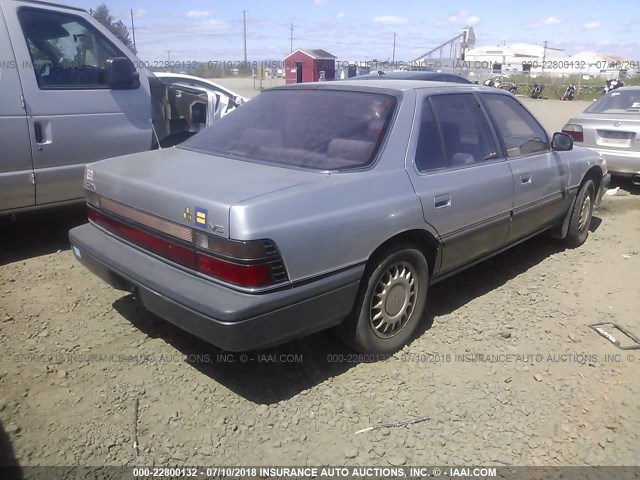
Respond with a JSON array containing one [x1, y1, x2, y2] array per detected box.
[[563, 86, 640, 184], [70, 80, 609, 354]]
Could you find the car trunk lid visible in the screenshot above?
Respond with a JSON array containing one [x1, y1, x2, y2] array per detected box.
[[87, 147, 327, 239], [571, 114, 640, 150]]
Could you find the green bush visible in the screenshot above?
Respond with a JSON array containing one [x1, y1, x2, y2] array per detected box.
[[508, 74, 640, 100]]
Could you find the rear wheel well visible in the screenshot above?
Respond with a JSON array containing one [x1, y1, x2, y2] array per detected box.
[[368, 230, 440, 276]]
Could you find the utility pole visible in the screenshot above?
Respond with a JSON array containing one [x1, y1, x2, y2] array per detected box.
[[392, 33, 396, 63], [541, 40, 547, 74], [243, 10, 247, 63], [130, 9, 137, 53], [290, 23, 295, 53], [166, 50, 171, 63]]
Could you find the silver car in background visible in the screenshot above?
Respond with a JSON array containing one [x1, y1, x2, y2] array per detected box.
[[70, 80, 609, 354], [563, 87, 640, 184]]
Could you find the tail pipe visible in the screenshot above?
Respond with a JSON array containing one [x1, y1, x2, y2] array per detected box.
[[632, 174, 640, 186]]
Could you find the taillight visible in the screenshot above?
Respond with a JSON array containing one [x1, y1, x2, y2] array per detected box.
[[87, 200, 288, 290], [562, 124, 583, 142], [88, 206, 197, 269], [196, 253, 274, 288], [194, 231, 288, 288]]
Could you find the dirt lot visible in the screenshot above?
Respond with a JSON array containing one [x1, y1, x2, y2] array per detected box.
[[1, 95, 639, 469]]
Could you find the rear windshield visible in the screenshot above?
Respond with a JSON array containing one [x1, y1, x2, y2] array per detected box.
[[180, 89, 397, 170], [586, 90, 640, 114]]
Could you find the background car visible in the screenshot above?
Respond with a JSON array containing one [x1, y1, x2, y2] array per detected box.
[[155, 72, 249, 117], [70, 80, 608, 355], [562, 86, 640, 184], [355, 70, 474, 84]]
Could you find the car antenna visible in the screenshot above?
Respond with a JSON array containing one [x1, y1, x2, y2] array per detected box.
[[150, 119, 162, 150]]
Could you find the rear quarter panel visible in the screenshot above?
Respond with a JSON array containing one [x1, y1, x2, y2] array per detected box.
[[230, 169, 429, 282]]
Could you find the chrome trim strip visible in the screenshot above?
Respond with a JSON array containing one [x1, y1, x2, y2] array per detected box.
[[100, 196, 193, 243]]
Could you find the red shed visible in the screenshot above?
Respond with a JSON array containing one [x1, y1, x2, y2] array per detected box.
[[283, 48, 337, 84]]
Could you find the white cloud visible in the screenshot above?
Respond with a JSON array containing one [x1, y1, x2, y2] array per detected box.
[[192, 19, 228, 30], [584, 21, 601, 30], [523, 16, 562, 29], [185, 10, 212, 18], [313, 0, 328, 4], [336, 11, 346, 19], [446, 10, 480, 25], [372, 15, 408, 25], [132, 8, 147, 18]]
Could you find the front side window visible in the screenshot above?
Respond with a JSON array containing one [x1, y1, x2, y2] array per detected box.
[[19, 8, 123, 89], [481, 94, 550, 157], [181, 89, 397, 170]]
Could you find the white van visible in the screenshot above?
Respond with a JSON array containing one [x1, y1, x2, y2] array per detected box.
[[0, 0, 220, 214]]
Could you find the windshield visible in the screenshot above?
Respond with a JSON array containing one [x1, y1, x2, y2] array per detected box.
[[180, 89, 397, 170], [586, 89, 640, 114]]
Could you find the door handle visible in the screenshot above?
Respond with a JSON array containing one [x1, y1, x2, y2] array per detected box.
[[33, 121, 52, 149], [34, 122, 44, 143], [434, 194, 451, 209], [520, 173, 532, 184]]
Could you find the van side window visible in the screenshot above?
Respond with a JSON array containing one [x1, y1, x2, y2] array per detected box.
[[18, 8, 123, 89]]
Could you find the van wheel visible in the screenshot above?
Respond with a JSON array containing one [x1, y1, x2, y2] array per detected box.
[[338, 244, 429, 355], [565, 179, 595, 247]]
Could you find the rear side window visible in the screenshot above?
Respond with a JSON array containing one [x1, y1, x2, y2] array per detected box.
[[481, 94, 550, 157], [181, 89, 397, 170], [18, 8, 123, 89]]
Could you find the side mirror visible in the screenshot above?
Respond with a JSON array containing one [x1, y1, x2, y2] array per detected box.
[[105, 57, 140, 90], [552, 132, 573, 151]]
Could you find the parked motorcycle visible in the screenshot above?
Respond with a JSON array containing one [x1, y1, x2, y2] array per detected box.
[[603, 79, 624, 95], [530, 83, 544, 99], [561, 84, 576, 101], [484, 76, 517, 94]]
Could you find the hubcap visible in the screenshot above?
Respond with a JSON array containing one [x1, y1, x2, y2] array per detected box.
[[369, 262, 417, 338], [578, 193, 592, 233]]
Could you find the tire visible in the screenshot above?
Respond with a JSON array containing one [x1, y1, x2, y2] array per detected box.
[[565, 179, 595, 248], [338, 243, 429, 354]]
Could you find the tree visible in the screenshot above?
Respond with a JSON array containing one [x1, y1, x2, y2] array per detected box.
[[90, 4, 135, 53]]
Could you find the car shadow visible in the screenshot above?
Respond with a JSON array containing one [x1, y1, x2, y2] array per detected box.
[[0, 421, 23, 479], [114, 234, 569, 404], [589, 216, 603, 232], [0, 204, 87, 266], [609, 177, 640, 196], [414, 235, 566, 340]]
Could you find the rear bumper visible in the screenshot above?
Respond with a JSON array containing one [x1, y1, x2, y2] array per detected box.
[[69, 223, 362, 351], [584, 147, 640, 175]]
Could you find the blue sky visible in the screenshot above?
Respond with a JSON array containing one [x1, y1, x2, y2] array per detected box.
[[68, 0, 640, 62]]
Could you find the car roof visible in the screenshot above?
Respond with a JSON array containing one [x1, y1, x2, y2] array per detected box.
[[272, 79, 496, 95], [5, 0, 86, 12], [608, 86, 640, 92], [357, 71, 473, 83]]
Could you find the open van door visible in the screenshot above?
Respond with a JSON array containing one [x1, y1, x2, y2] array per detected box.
[[0, 6, 34, 211]]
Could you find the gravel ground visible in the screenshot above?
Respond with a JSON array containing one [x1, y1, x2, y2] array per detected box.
[[0, 95, 639, 469]]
